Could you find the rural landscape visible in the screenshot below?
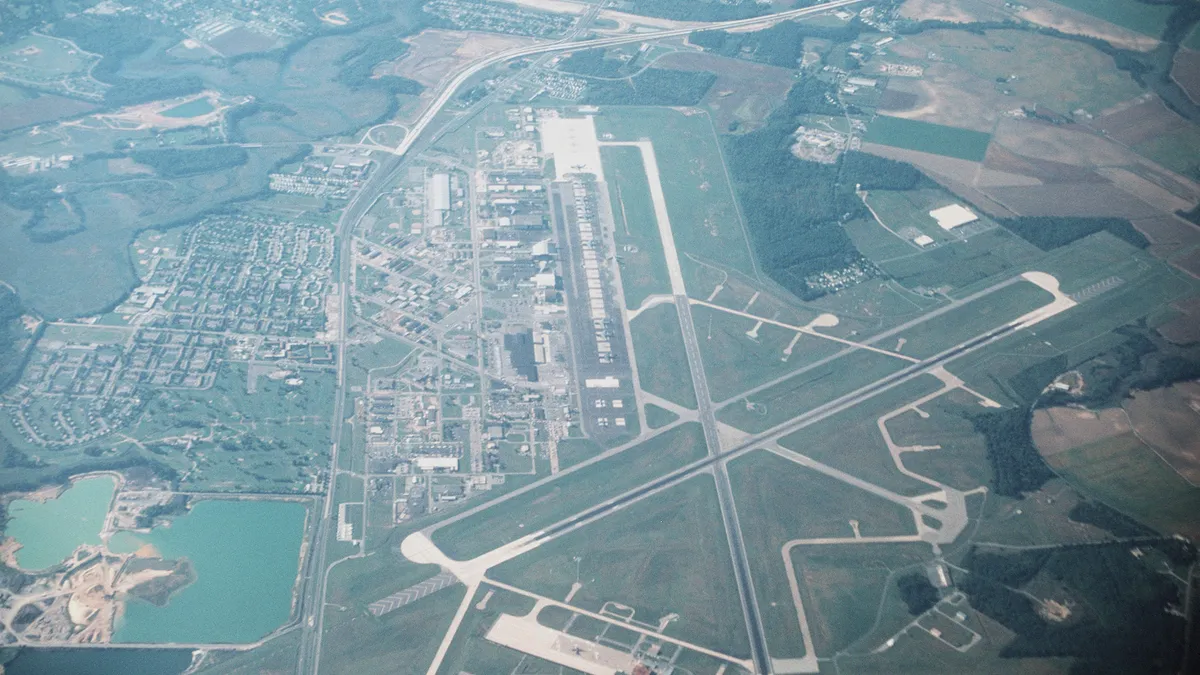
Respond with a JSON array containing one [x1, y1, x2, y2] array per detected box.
[[0, 0, 1199, 673]]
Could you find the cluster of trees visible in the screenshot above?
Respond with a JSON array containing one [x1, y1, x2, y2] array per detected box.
[[896, 572, 939, 615], [51, 15, 206, 108], [998, 216, 1149, 251], [131, 146, 248, 178], [134, 495, 190, 529], [961, 545, 1186, 672], [721, 77, 933, 299], [0, 288, 34, 393], [690, 20, 864, 69], [225, 101, 297, 143], [583, 69, 716, 106], [335, 41, 424, 96], [968, 407, 1053, 497], [559, 48, 630, 78], [1067, 500, 1155, 538]]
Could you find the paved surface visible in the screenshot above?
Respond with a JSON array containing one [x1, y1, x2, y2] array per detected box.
[[367, 572, 460, 616]]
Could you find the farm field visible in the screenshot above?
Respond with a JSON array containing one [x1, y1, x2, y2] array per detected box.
[[490, 475, 751, 657], [728, 450, 920, 659], [430, 423, 708, 559], [1040, 431, 1200, 540], [864, 116, 992, 162], [630, 303, 698, 409], [1045, 0, 1173, 37]]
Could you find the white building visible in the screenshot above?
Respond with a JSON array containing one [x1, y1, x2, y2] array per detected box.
[[928, 204, 978, 230]]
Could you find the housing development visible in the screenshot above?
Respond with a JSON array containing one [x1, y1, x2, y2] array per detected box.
[[0, 0, 1198, 674]]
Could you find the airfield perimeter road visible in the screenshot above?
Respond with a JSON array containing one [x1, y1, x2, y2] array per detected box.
[[292, 1, 872, 672]]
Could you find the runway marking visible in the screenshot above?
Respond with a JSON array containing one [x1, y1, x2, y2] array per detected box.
[[367, 571, 459, 616]]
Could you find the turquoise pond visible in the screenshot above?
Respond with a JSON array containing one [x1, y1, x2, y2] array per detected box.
[[112, 499, 308, 644], [4, 475, 115, 571]]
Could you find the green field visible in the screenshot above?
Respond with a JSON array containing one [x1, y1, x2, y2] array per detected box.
[[644, 403, 679, 428], [890, 279, 1054, 359], [593, 107, 757, 294], [875, 227, 1046, 292], [491, 475, 752, 657], [791, 542, 933, 655], [39, 323, 132, 345], [1046, 0, 1173, 37], [601, 145, 672, 308], [630, 303, 698, 409], [777, 375, 948, 497], [864, 116, 992, 162], [694, 305, 845, 403], [432, 585, 544, 675], [1043, 432, 1200, 540], [431, 423, 708, 559], [161, 98, 216, 118], [885, 391, 995, 492], [728, 450, 921, 658], [716, 348, 907, 433], [906, 29, 1145, 115]]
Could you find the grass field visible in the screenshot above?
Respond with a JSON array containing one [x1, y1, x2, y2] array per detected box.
[[630, 303, 698, 409], [431, 423, 708, 559], [906, 29, 1145, 114], [890, 279, 1054, 359], [320, 581, 466, 675], [716, 348, 907, 434], [490, 474, 752, 657], [790, 542, 932, 655], [1042, 432, 1200, 540], [1046, 0, 1173, 37], [876, 227, 1046, 292], [593, 107, 757, 292], [885, 390, 995, 492], [728, 450, 921, 658], [694, 305, 845, 403], [433, 585, 540, 675], [864, 116, 992, 162], [776, 375, 948, 497], [645, 403, 679, 428], [601, 145, 672, 308], [39, 323, 132, 345]]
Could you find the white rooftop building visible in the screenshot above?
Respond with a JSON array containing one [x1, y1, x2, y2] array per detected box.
[[928, 204, 978, 230]]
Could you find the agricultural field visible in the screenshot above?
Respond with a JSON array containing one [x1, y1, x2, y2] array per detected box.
[[1044, 0, 1173, 37], [864, 116, 992, 162]]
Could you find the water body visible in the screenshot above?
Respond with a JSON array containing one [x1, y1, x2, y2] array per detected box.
[[4, 647, 191, 675], [3, 475, 115, 571], [114, 499, 307, 644], [161, 98, 214, 118]]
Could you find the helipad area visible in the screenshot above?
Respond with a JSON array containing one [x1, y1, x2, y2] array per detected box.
[[539, 115, 605, 181], [928, 204, 978, 230]]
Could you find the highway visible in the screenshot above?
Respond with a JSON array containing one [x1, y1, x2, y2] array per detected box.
[[290, 0, 871, 671]]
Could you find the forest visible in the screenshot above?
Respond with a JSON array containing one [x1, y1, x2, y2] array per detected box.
[[960, 545, 1186, 673], [583, 69, 716, 106], [130, 146, 249, 178], [689, 20, 863, 69], [967, 407, 1053, 498], [998, 216, 1149, 251], [721, 77, 927, 299]]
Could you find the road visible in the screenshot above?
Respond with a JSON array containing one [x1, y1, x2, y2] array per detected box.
[[290, 0, 872, 671]]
